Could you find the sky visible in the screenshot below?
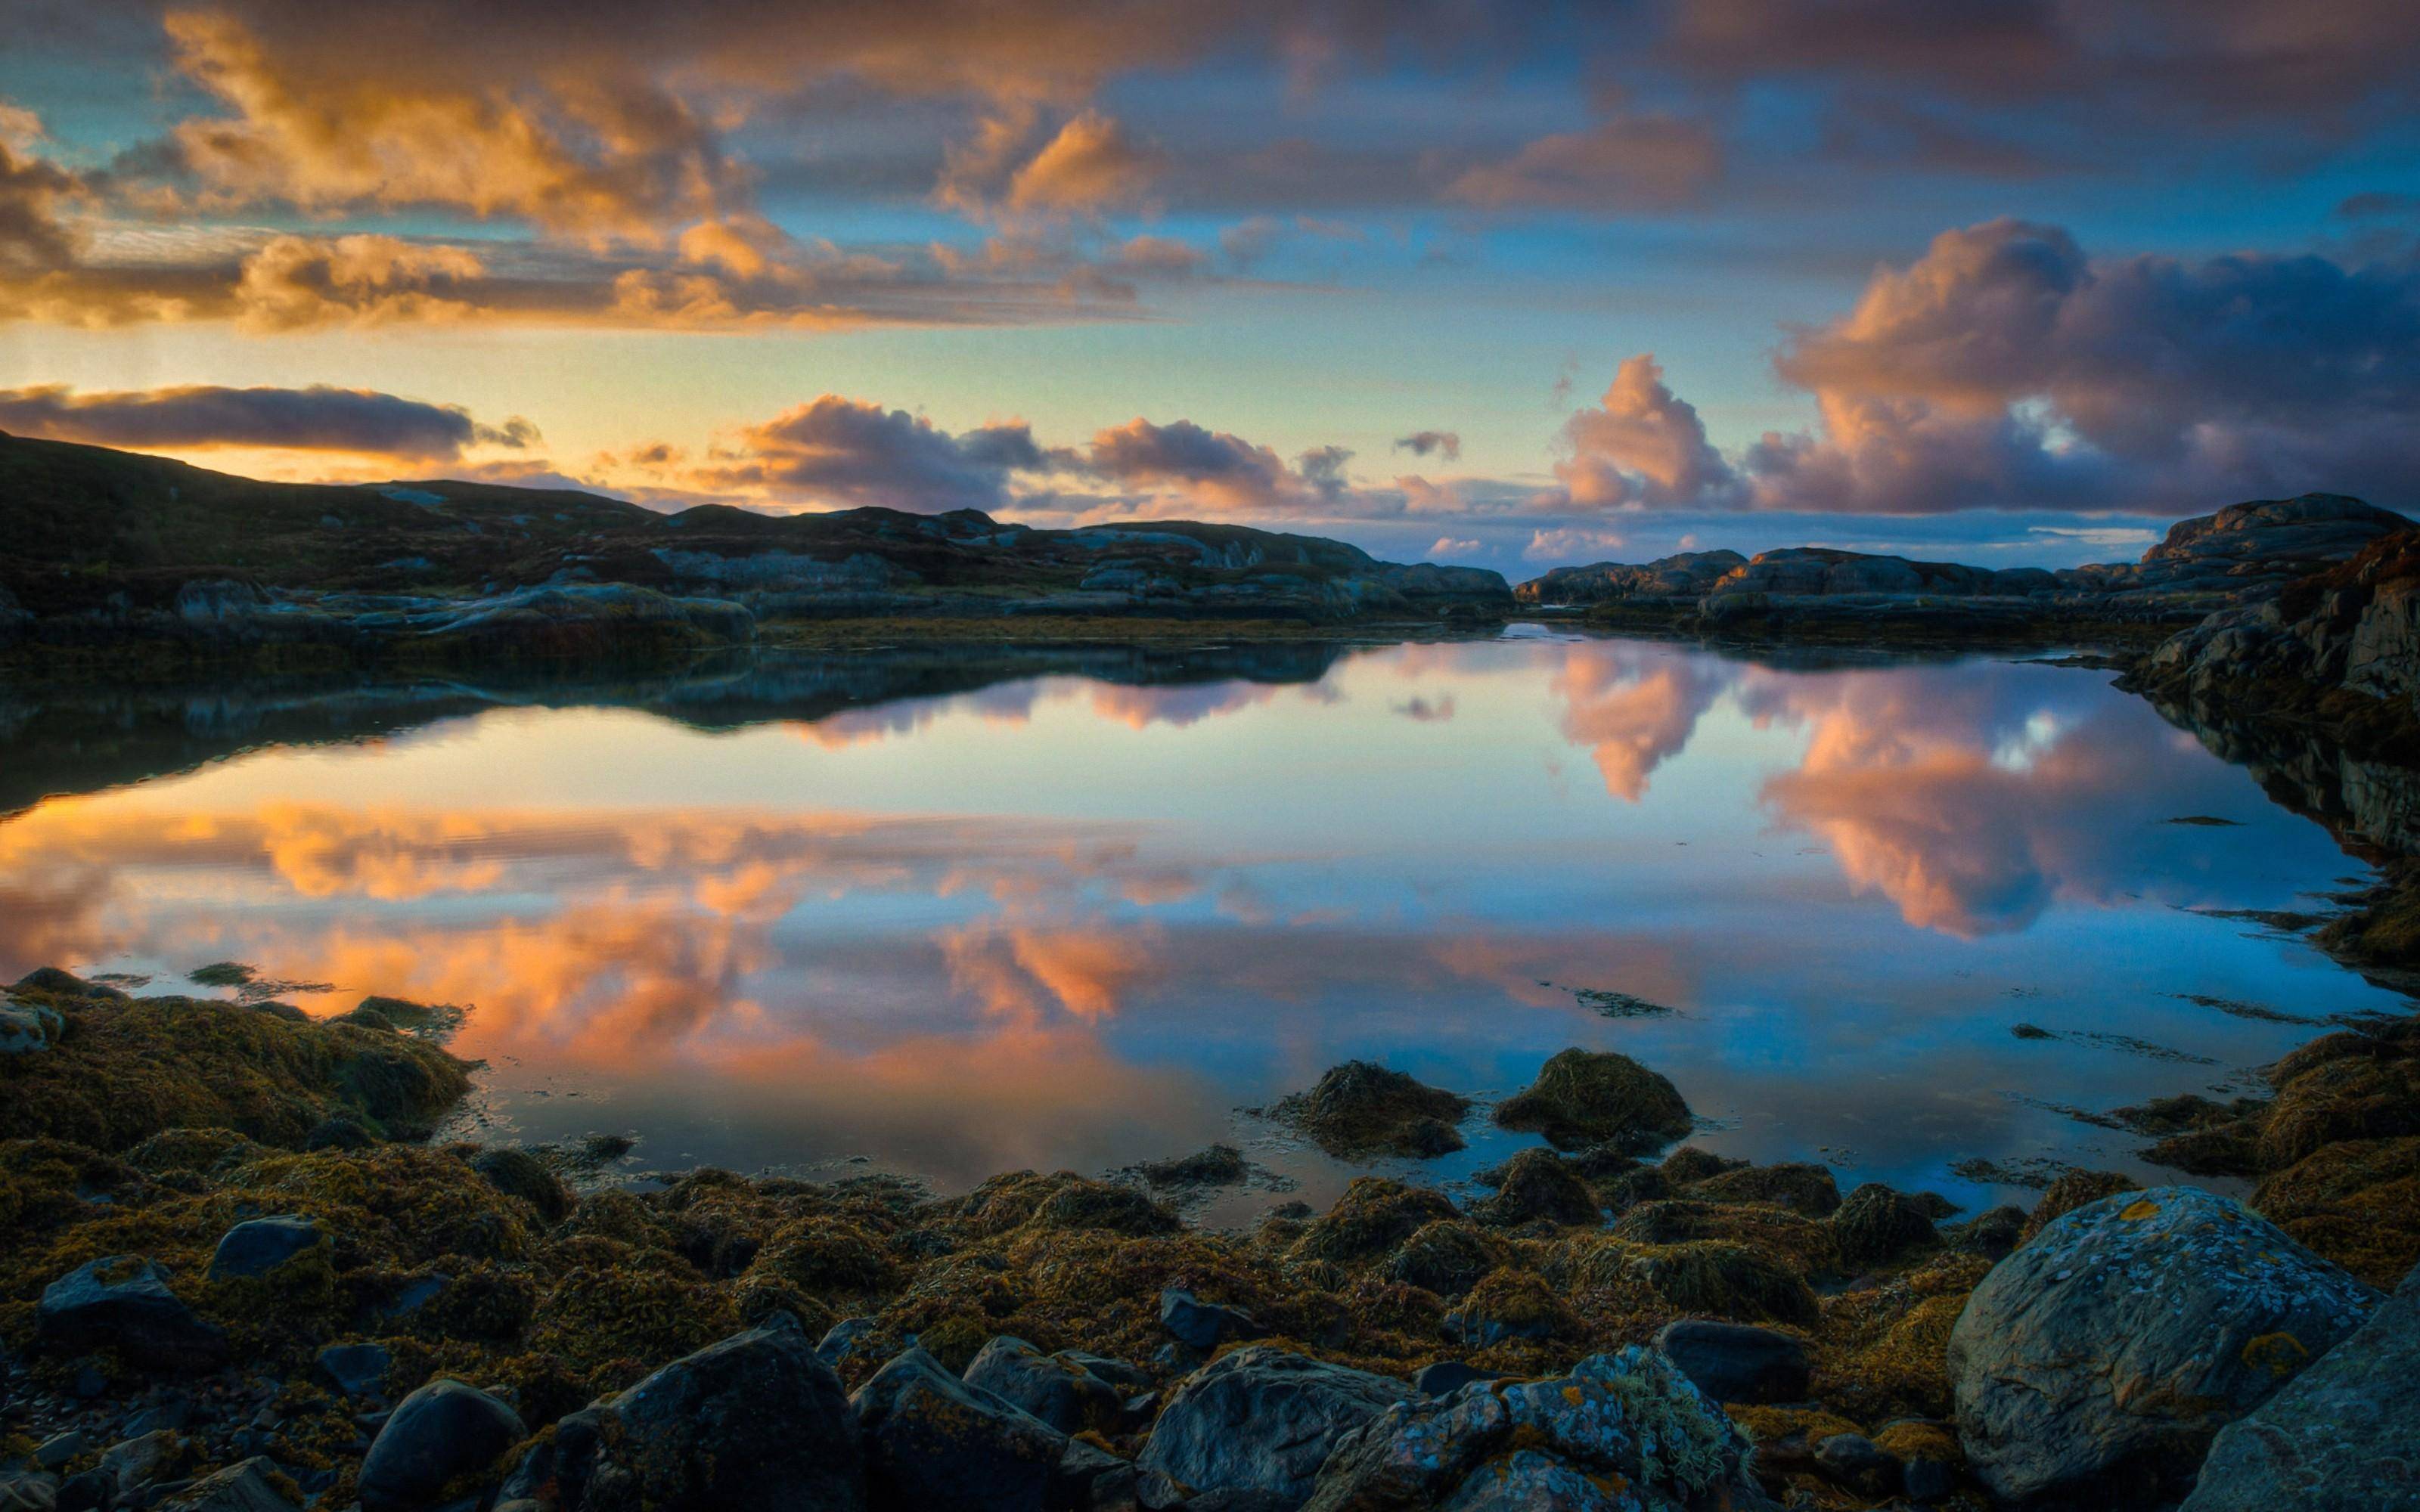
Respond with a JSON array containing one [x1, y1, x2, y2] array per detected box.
[[5, 0, 2420, 575]]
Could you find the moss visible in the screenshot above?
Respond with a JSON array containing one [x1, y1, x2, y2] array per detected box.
[[2252, 1135, 2420, 1289], [1471, 1148, 1602, 1229], [1620, 1241, 1820, 1326], [1454, 1266, 1578, 1341], [748, 1217, 896, 1298], [1611, 1201, 1839, 1278], [1493, 1049, 1692, 1154], [2257, 1052, 2420, 1170], [2020, 1170, 2139, 1242], [1267, 1061, 1470, 1158], [1287, 1179, 1460, 1265], [1872, 1419, 1961, 1467], [528, 1259, 740, 1371], [124, 1127, 262, 1179], [2142, 1126, 2263, 1176], [1383, 1221, 1507, 1297], [1658, 1147, 1746, 1185], [1828, 1184, 1940, 1271], [1137, 1145, 1248, 1187], [958, 1171, 1180, 1238], [1812, 1253, 1989, 1423], [1689, 1163, 1841, 1217]]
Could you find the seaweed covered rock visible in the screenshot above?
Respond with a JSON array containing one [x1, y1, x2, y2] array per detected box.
[[1470, 1148, 1600, 1229], [1829, 1183, 1939, 1270], [1382, 1222, 1504, 1298], [851, 1345, 1065, 1512], [1442, 1267, 1575, 1347], [358, 1380, 526, 1512], [1650, 1320, 1810, 1406], [503, 1313, 863, 1512], [1138, 1346, 1414, 1504], [1287, 1179, 1458, 1265], [470, 1147, 572, 1225], [2180, 1261, 2420, 1512], [2018, 1169, 2138, 1242], [36, 1256, 229, 1374], [1947, 1186, 2378, 1507], [1492, 1049, 1692, 1154], [0, 1000, 61, 1055], [1268, 1061, 1469, 1159], [1688, 1162, 1841, 1217], [9, 968, 128, 1001], [1301, 1346, 1770, 1512], [961, 1336, 1127, 1435]]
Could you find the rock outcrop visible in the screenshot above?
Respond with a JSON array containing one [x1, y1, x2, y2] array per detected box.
[[1137, 1345, 1415, 1504]]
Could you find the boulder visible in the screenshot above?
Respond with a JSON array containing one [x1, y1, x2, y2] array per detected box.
[[1382, 1222, 1504, 1298], [1491, 1049, 1692, 1153], [97, 1430, 185, 1505], [501, 1314, 861, 1512], [36, 1258, 229, 1374], [962, 1336, 1126, 1435], [0, 1476, 54, 1512], [315, 1343, 392, 1400], [206, 1217, 321, 1281], [1139, 1346, 1414, 1505], [1813, 1433, 1899, 1498], [1649, 1320, 1810, 1405], [1302, 1346, 1769, 1512], [358, 1380, 526, 1512], [1946, 1186, 2378, 1507], [2180, 1260, 2420, 1512], [1159, 1289, 1260, 1351], [1829, 1183, 1938, 1269], [154, 1460, 299, 1512], [850, 1346, 1066, 1512]]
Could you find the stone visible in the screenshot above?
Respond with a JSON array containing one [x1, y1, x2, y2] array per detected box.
[[206, 1218, 321, 1281], [153, 1461, 299, 1512], [1158, 1289, 1259, 1351], [1829, 1182, 1938, 1269], [96, 1431, 182, 1505], [502, 1314, 859, 1512], [0, 1477, 56, 1512], [1138, 1345, 1414, 1505], [469, 1148, 572, 1225], [1946, 1186, 2378, 1507], [1491, 1049, 1692, 1153], [962, 1336, 1126, 1435], [1267, 1061, 1470, 1159], [358, 1380, 526, 1512], [1469, 1148, 1599, 1228], [36, 1258, 228, 1374], [1410, 1362, 1506, 1399], [0, 1002, 61, 1055], [1813, 1433, 1899, 1497], [31, 1436, 86, 1473], [1649, 1319, 1811, 1405], [315, 1343, 392, 1399], [850, 1345, 1065, 1512], [2179, 1259, 2420, 1512], [1383, 1222, 1505, 1298], [1302, 1346, 1769, 1512]]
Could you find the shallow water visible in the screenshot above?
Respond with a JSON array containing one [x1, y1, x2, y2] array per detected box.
[[2, 630, 2407, 1222]]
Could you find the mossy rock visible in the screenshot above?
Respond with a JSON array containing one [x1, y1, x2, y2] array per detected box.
[[1287, 1179, 1459, 1265], [1623, 1241, 1820, 1326], [470, 1147, 573, 1225], [1450, 1265, 1578, 1344], [2251, 1134, 2420, 1289], [748, 1217, 896, 1297], [1492, 1049, 1692, 1154], [1658, 1147, 1746, 1185], [1611, 1200, 1838, 1278], [1689, 1163, 1841, 1218], [1829, 1183, 1939, 1271], [1268, 1061, 1470, 1159], [2257, 1051, 2420, 1170], [2018, 1170, 2138, 1243], [1382, 1221, 1506, 1298], [1470, 1148, 1601, 1229], [2142, 1125, 2262, 1176]]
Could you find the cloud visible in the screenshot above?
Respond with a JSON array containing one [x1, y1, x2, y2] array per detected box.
[[0, 138, 79, 274], [1447, 113, 1721, 211], [1555, 355, 1742, 509], [1395, 429, 1461, 461], [1006, 110, 1162, 215], [1083, 417, 1302, 512], [0, 383, 535, 458], [690, 396, 1057, 512]]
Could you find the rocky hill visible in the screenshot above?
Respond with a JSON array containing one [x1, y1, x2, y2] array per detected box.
[[0, 432, 1512, 667]]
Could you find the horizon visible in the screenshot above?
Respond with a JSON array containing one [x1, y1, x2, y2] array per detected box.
[[5, 3, 2419, 575]]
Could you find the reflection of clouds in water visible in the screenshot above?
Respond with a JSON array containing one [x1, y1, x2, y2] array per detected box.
[[1549, 644, 1724, 800], [940, 917, 1168, 1025]]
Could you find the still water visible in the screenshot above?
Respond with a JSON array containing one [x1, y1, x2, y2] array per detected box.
[[2, 630, 2406, 1222]]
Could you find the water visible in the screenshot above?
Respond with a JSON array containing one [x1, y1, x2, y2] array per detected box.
[[2, 631, 2406, 1224]]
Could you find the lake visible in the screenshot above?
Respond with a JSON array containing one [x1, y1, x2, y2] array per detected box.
[[2, 629, 2405, 1225]]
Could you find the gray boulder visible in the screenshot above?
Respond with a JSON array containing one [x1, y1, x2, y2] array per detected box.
[[36, 1258, 228, 1374], [358, 1380, 526, 1512], [1946, 1186, 2378, 1507], [1159, 1288, 1259, 1351], [962, 1336, 1125, 1435], [1139, 1346, 1414, 1506], [154, 1460, 299, 1512], [850, 1346, 1065, 1511], [1302, 1346, 1769, 1512], [206, 1217, 321, 1281], [2180, 1259, 2420, 1512], [1649, 1319, 1810, 1405], [0, 1001, 60, 1055], [316, 1343, 392, 1400], [501, 1314, 861, 1512]]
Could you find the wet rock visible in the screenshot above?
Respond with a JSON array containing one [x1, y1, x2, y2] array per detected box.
[[962, 1336, 1125, 1435], [851, 1345, 1064, 1512], [1158, 1289, 1260, 1351], [503, 1314, 861, 1512], [1441, 1268, 1575, 1348], [470, 1148, 572, 1224], [1948, 1204, 2028, 1261], [1382, 1222, 1504, 1298], [1491, 1049, 1692, 1153], [1411, 1362, 1506, 1399], [1267, 1062, 1469, 1159], [817, 1316, 879, 1371], [2180, 1260, 2420, 1512], [206, 1218, 321, 1281], [1469, 1148, 1599, 1228], [1302, 1346, 1768, 1512], [1814, 1433, 1899, 1497], [1947, 1186, 2378, 1507], [1286, 1180, 1458, 1265], [36, 1258, 228, 1374], [1829, 1182, 1938, 1269], [315, 1343, 391, 1400], [33, 1435, 88, 1473], [1138, 1346, 1414, 1505], [1649, 1320, 1810, 1405], [9, 968, 128, 1001], [153, 1460, 299, 1512], [358, 1380, 526, 1512]]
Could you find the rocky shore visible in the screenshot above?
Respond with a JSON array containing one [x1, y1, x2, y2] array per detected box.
[[3, 965, 2414, 1512]]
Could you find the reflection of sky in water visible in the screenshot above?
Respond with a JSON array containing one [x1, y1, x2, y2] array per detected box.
[[1, 634, 2404, 1219]]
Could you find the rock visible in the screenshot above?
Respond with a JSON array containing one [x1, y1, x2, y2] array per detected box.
[[358, 1380, 526, 1512], [1139, 1346, 1415, 1504], [0, 1002, 61, 1055], [502, 1314, 861, 1512], [36, 1258, 229, 1374], [1949, 1204, 2028, 1260], [1382, 1222, 1505, 1298], [0, 1475, 55, 1512], [1159, 1289, 1259, 1351], [1411, 1362, 1506, 1399], [1946, 1186, 2379, 1507], [1267, 1062, 1469, 1159], [315, 1343, 392, 1399], [1813, 1433, 1899, 1497], [1829, 1183, 1938, 1269], [469, 1148, 572, 1225], [32, 1435, 88, 1473], [1441, 1269, 1574, 1347], [2018, 1168, 2139, 1241], [962, 1336, 1125, 1434], [817, 1316, 879, 1369], [152, 1460, 299, 1512], [1491, 1049, 1692, 1153], [1687, 1161, 1841, 1216], [2179, 1259, 2420, 1512], [851, 1345, 1066, 1512], [1302, 1346, 1768, 1512], [1516, 550, 1748, 608], [1469, 1148, 1599, 1228], [1649, 1320, 1810, 1405], [8, 968, 128, 1001], [206, 1218, 321, 1281], [96, 1431, 182, 1505]]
